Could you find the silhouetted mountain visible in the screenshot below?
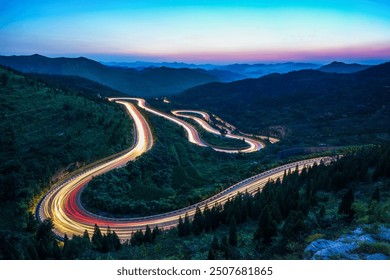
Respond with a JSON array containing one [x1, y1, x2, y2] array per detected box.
[[193, 68, 247, 82], [102, 61, 216, 70], [318, 61, 371, 73], [173, 62, 390, 145], [0, 55, 221, 96], [28, 73, 126, 98], [218, 62, 321, 78], [103, 60, 321, 78]]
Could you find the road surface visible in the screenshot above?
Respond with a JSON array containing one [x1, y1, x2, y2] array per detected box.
[[36, 98, 331, 240], [110, 98, 264, 153]]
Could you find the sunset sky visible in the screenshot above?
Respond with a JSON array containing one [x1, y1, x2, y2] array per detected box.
[[1, 0, 389, 63]]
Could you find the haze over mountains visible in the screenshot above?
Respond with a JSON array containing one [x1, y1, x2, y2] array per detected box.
[[0, 55, 221, 97], [0, 55, 375, 98]]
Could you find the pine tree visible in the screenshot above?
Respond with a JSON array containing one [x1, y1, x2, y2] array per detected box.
[[177, 216, 185, 237], [208, 247, 216, 260], [112, 231, 121, 251], [319, 204, 326, 217], [338, 188, 355, 222], [152, 226, 160, 240], [91, 224, 103, 250], [143, 225, 153, 243], [371, 186, 380, 203], [101, 226, 113, 252], [26, 212, 37, 233], [254, 206, 277, 245], [35, 218, 61, 259], [203, 205, 212, 232], [63, 234, 69, 253], [83, 230, 90, 242], [130, 230, 144, 246], [191, 206, 205, 236], [183, 213, 191, 236], [221, 235, 230, 259], [228, 217, 237, 246]]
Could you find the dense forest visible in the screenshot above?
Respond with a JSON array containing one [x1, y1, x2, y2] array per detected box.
[[1, 62, 389, 260], [0, 66, 132, 256], [81, 110, 279, 217], [2, 143, 388, 259]]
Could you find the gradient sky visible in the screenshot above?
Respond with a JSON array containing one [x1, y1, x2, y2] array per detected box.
[[1, 0, 390, 63]]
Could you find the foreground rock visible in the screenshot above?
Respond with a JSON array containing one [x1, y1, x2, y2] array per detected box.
[[304, 225, 390, 260]]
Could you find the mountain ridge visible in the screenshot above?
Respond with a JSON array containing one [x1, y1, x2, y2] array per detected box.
[[0, 55, 222, 97], [172, 62, 390, 145], [318, 61, 371, 73]]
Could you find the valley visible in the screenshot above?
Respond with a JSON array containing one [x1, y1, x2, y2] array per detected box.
[[0, 59, 389, 260]]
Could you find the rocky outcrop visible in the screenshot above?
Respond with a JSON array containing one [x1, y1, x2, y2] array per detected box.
[[304, 225, 390, 260]]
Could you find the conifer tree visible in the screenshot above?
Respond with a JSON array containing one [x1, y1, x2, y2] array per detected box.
[[177, 216, 184, 237], [83, 230, 90, 242], [371, 186, 380, 203], [228, 217, 237, 246], [112, 231, 121, 251], [254, 206, 277, 245], [91, 224, 103, 250], [152, 226, 160, 240], [338, 188, 355, 222], [143, 225, 153, 243], [183, 213, 191, 236], [191, 206, 205, 236]]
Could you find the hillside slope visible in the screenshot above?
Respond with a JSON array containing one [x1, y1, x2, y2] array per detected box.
[[172, 62, 390, 146], [0, 66, 133, 230]]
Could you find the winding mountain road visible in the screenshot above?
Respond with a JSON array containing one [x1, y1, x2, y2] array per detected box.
[[36, 98, 331, 240]]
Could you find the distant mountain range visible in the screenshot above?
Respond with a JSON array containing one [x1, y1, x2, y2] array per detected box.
[[0, 54, 241, 96], [102, 60, 373, 78], [0, 55, 378, 97], [103, 61, 322, 78], [172, 62, 390, 145], [318, 61, 371, 73]]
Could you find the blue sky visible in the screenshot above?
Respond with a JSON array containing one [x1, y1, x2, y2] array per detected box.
[[1, 0, 389, 63]]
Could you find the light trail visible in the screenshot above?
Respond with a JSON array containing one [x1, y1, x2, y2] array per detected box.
[[36, 97, 331, 241], [111, 97, 264, 153]]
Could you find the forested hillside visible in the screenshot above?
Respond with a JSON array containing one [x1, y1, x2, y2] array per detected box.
[[173, 62, 390, 146], [0, 65, 132, 237]]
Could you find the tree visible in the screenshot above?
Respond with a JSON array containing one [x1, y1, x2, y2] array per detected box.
[[208, 246, 216, 260], [254, 206, 277, 245], [191, 206, 205, 236], [228, 217, 237, 246], [112, 231, 122, 251], [35, 219, 61, 259], [183, 213, 191, 236], [338, 188, 355, 222], [130, 230, 144, 246], [83, 230, 90, 242], [0, 74, 8, 87], [203, 205, 212, 232], [63, 234, 69, 253], [101, 226, 114, 253], [177, 216, 185, 237], [152, 226, 160, 240], [371, 186, 380, 203], [26, 212, 38, 233], [91, 224, 103, 250], [62, 234, 91, 259], [143, 225, 153, 243]]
